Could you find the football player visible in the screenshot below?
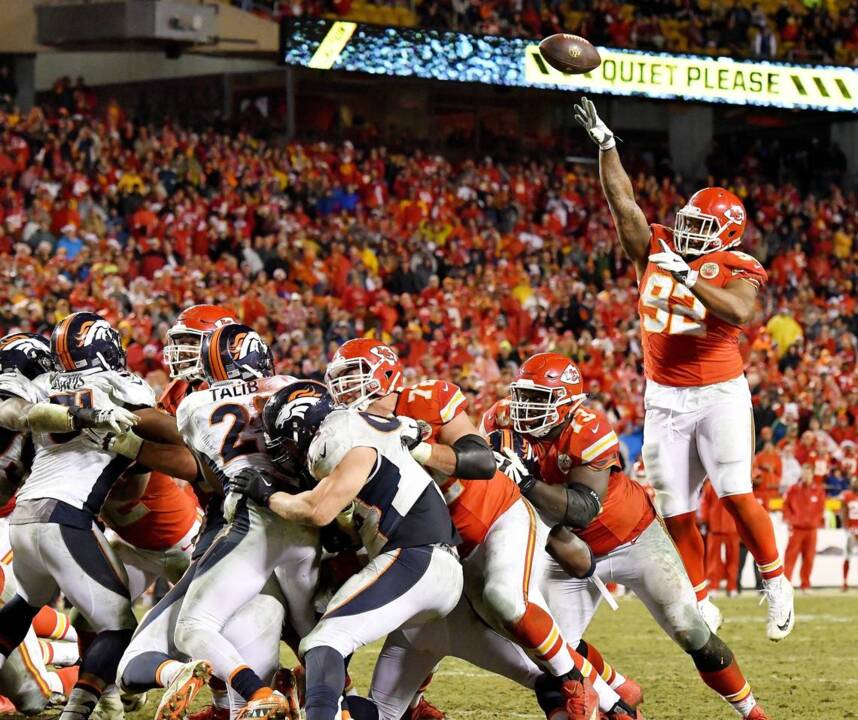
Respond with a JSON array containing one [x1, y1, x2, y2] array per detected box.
[[491, 352, 771, 720], [115, 314, 289, 720], [0, 313, 186, 720], [575, 96, 793, 640], [0, 333, 79, 713], [321, 339, 634, 719], [233, 375, 463, 720], [170, 324, 312, 720], [86, 306, 232, 720]]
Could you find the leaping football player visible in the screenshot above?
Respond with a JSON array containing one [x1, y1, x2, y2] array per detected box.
[[489, 352, 771, 719], [575, 96, 793, 641]]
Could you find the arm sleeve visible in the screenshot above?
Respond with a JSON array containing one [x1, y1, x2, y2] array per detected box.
[[452, 433, 496, 479], [563, 483, 602, 529]]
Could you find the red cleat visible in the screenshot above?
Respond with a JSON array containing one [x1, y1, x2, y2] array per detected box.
[[0, 695, 16, 714], [401, 697, 446, 720], [614, 678, 644, 708], [746, 707, 771, 720], [187, 706, 229, 720], [561, 678, 599, 720]]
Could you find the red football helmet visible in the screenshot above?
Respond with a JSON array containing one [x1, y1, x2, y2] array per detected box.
[[325, 338, 404, 410], [164, 304, 237, 381], [673, 187, 746, 256], [510, 353, 587, 437]]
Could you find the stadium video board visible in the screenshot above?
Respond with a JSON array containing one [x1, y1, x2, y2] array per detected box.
[[280, 18, 858, 113]]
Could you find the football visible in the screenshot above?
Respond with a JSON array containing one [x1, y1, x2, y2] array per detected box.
[[538, 33, 601, 74]]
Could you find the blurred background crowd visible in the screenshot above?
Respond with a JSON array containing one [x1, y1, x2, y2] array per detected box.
[[235, 0, 858, 64]]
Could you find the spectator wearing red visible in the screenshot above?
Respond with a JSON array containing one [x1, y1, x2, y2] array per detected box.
[[701, 481, 741, 595], [783, 465, 826, 590]]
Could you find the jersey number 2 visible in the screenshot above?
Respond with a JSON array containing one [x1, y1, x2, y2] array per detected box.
[[641, 273, 707, 336], [211, 404, 257, 463]]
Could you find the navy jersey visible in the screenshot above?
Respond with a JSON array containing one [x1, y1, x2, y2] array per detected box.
[[308, 409, 459, 558]]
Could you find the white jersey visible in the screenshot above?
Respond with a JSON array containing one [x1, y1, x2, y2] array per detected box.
[[20, 369, 156, 513], [176, 375, 297, 491], [308, 409, 458, 558], [0, 372, 50, 493]]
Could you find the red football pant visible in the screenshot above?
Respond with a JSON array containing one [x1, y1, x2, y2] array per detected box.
[[706, 532, 740, 593], [784, 528, 816, 590], [664, 513, 709, 601]]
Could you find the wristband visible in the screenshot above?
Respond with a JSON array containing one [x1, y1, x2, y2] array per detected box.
[[27, 403, 73, 432], [518, 475, 538, 497], [410, 442, 433, 465], [110, 431, 144, 460]]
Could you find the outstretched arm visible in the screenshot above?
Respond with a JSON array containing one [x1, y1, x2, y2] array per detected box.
[[574, 97, 650, 276]]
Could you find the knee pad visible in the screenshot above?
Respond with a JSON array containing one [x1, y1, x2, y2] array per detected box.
[[689, 632, 734, 673]]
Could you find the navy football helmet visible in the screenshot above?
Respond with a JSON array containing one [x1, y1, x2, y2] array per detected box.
[[200, 323, 273, 383], [0, 333, 56, 380], [51, 312, 125, 372], [262, 380, 332, 481]]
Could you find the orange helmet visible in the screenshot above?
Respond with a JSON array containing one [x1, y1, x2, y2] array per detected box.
[[510, 353, 586, 437], [673, 187, 746, 257], [164, 304, 237, 381], [325, 338, 404, 410]]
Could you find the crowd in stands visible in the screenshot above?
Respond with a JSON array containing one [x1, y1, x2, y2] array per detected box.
[[251, 0, 858, 64], [0, 94, 856, 529]]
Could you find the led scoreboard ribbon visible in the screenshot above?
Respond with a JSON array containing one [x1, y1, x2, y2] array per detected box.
[[281, 19, 858, 113]]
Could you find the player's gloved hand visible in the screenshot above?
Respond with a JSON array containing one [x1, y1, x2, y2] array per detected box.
[[81, 428, 143, 460], [649, 240, 699, 288], [231, 467, 276, 508], [71, 406, 140, 434], [494, 447, 537, 495], [398, 416, 433, 465], [573, 96, 616, 151]]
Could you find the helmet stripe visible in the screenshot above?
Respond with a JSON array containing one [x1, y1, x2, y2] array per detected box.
[[56, 315, 75, 370], [208, 326, 228, 382]]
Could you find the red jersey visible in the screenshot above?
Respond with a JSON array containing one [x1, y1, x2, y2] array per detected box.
[[841, 489, 858, 534], [783, 482, 825, 530], [102, 377, 200, 550], [395, 380, 519, 556], [531, 405, 655, 556], [639, 225, 768, 387]]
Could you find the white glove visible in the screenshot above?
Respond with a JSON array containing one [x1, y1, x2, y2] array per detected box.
[[573, 96, 616, 151], [398, 416, 433, 465], [649, 240, 699, 287], [93, 406, 140, 434], [494, 448, 537, 494]]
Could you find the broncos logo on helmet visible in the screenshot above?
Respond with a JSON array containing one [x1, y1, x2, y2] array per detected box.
[[0, 333, 56, 380], [262, 380, 332, 483], [201, 324, 274, 383], [52, 312, 126, 372]]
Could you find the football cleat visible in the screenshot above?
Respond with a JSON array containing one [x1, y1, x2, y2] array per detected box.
[[561, 678, 599, 720], [401, 696, 447, 719], [272, 668, 302, 719], [90, 686, 124, 720], [746, 706, 771, 719], [762, 575, 795, 641], [155, 660, 212, 720], [121, 691, 147, 713], [614, 677, 644, 709], [235, 690, 292, 720], [698, 597, 723, 633], [187, 706, 229, 720]]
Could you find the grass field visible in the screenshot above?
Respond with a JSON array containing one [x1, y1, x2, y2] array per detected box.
[[118, 591, 858, 720], [11, 590, 844, 720]]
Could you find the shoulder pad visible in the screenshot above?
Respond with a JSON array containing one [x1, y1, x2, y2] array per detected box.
[[308, 409, 358, 481], [564, 407, 620, 466]]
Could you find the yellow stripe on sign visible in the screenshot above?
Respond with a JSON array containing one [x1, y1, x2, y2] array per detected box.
[[308, 21, 357, 70]]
